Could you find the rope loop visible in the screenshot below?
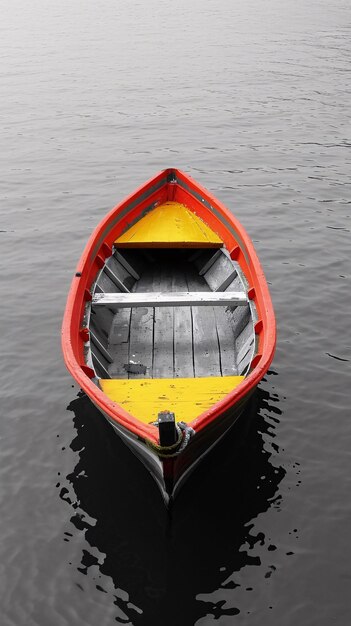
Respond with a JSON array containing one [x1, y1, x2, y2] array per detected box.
[[146, 422, 195, 458]]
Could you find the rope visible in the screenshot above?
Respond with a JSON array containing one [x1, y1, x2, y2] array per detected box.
[[146, 422, 195, 458]]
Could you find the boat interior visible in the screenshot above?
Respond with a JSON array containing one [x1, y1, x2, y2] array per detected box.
[[84, 201, 257, 425]]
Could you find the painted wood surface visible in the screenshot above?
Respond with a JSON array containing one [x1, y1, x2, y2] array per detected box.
[[99, 376, 245, 424], [114, 201, 223, 248], [92, 291, 247, 308]]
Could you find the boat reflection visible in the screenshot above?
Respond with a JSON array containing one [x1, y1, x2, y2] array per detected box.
[[62, 373, 285, 624]]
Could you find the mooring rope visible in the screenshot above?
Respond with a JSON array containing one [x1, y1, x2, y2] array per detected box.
[[146, 422, 195, 458]]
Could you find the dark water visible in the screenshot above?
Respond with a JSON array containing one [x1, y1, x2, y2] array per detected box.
[[1, 0, 351, 624]]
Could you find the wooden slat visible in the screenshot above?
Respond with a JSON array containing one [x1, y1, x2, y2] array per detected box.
[[186, 269, 222, 378], [119, 249, 149, 273], [215, 272, 245, 374], [108, 308, 132, 378], [114, 250, 140, 280], [228, 304, 251, 339], [223, 273, 251, 340], [95, 270, 120, 294], [152, 266, 174, 378], [90, 319, 109, 349], [104, 256, 135, 293], [92, 291, 247, 308], [127, 270, 154, 379], [90, 329, 113, 364], [214, 307, 238, 376], [172, 269, 194, 378], [196, 249, 222, 276], [203, 253, 237, 292], [237, 340, 255, 375], [236, 329, 255, 365], [90, 307, 114, 339], [235, 322, 254, 361], [91, 343, 111, 378]]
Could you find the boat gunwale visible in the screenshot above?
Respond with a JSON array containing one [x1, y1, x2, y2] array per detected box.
[[61, 168, 276, 445]]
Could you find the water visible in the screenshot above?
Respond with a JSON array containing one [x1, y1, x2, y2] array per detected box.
[[1, 0, 350, 624]]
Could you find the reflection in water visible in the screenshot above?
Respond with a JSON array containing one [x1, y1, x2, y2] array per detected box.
[[61, 373, 285, 624]]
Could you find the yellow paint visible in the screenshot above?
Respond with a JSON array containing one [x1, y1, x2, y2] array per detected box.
[[99, 376, 245, 424], [115, 201, 222, 248]]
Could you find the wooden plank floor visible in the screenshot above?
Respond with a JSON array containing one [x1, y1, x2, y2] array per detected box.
[[108, 261, 238, 379]]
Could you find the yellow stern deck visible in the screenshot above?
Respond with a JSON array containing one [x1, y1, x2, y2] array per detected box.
[[115, 201, 223, 248], [99, 376, 245, 425]]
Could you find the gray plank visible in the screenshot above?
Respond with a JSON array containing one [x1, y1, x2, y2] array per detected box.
[[108, 308, 132, 378], [90, 319, 109, 350], [152, 266, 174, 378], [235, 321, 255, 375], [114, 249, 148, 276], [228, 304, 251, 339], [90, 306, 114, 339], [194, 250, 215, 273], [237, 339, 255, 375], [198, 249, 222, 276], [95, 270, 120, 294], [203, 253, 237, 292], [91, 343, 111, 378], [224, 273, 251, 340], [90, 329, 113, 364], [236, 335, 255, 366], [214, 307, 238, 376], [92, 291, 247, 308], [114, 250, 140, 280], [172, 269, 194, 378], [212, 270, 243, 375], [235, 320, 254, 357], [105, 256, 135, 292], [186, 269, 222, 378], [128, 270, 154, 379]]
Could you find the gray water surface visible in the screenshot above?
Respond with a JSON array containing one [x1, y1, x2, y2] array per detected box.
[[1, 1, 351, 624]]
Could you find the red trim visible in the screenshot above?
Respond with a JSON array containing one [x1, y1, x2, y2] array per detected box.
[[62, 169, 276, 444]]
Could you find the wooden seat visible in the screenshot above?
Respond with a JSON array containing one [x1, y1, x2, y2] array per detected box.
[[92, 291, 248, 308], [99, 376, 245, 424], [114, 201, 223, 248]]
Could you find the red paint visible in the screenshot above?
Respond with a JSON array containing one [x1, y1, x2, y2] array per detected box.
[[96, 254, 105, 269], [254, 320, 263, 334], [79, 327, 90, 342], [250, 354, 262, 370], [229, 245, 240, 260], [62, 169, 276, 445], [81, 365, 95, 379]]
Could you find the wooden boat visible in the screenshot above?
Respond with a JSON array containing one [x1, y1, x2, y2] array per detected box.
[[62, 169, 276, 503]]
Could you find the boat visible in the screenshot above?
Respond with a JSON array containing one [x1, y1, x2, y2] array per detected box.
[[62, 168, 276, 503]]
